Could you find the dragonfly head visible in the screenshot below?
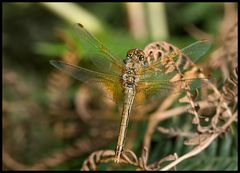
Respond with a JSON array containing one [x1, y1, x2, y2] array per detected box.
[[123, 48, 146, 65]]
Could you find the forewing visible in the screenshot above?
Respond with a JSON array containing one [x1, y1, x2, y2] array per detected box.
[[50, 60, 123, 102], [74, 23, 122, 75]]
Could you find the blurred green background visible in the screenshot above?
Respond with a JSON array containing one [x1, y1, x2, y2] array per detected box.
[[2, 2, 238, 170]]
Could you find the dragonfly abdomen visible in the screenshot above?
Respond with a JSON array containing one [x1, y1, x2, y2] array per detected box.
[[115, 87, 136, 163]]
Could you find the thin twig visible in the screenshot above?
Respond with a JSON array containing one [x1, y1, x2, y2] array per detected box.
[[160, 111, 237, 171]]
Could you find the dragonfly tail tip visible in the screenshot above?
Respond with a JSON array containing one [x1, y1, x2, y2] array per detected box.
[[77, 23, 84, 28]]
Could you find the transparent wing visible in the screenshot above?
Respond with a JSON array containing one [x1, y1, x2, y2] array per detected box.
[[135, 40, 212, 104], [74, 23, 122, 75], [135, 77, 208, 104], [50, 60, 123, 102], [182, 40, 212, 63], [142, 40, 212, 74]]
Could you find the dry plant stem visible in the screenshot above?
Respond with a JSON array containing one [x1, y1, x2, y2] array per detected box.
[[160, 111, 237, 171], [154, 100, 214, 122], [143, 93, 179, 154], [184, 24, 214, 41], [3, 149, 29, 170], [143, 99, 214, 152], [158, 127, 195, 138], [202, 75, 233, 119], [82, 106, 236, 171], [81, 150, 135, 171], [185, 90, 200, 125], [81, 148, 155, 171]]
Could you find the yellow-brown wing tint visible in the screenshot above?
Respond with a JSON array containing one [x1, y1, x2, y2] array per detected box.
[[50, 60, 123, 103]]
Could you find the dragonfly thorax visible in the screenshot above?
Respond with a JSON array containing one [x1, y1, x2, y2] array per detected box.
[[122, 73, 139, 88], [122, 48, 145, 89]]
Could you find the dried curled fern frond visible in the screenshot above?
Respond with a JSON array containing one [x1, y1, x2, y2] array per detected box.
[[81, 148, 178, 171]]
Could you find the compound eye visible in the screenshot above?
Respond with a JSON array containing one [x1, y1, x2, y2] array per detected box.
[[128, 53, 133, 58], [139, 55, 144, 61]]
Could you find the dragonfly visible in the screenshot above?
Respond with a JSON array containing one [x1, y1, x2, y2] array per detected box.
[[50, 23, 211, 163]]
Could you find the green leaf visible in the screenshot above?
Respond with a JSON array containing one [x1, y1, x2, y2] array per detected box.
[[33, 42, 67, 57]]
